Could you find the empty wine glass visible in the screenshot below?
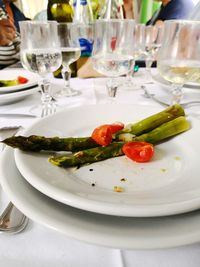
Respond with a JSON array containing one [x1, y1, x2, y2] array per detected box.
[[56, 22, 81, 97], [144, 25, 163, 81], [123, 23, 146, 89], [92, 19, 135, 99], [19, 21, 62, 116], [157, 20, 200, 104]]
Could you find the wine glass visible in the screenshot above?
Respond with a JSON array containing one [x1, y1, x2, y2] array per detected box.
[[56, 22, 81, 97], [157, 20, 200, 104], [92, 19, 135, 99], [144, 25, 163, 81], [123, 23, 146, 89], [19, 21, 62, 116]]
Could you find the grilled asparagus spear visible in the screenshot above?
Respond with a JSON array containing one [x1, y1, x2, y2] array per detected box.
[[49, 116, 190, 168], [2, 135, 98, 152], [2, 104, 185, 152]]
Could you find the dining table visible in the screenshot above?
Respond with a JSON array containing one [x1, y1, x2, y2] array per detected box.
[[1, 66, 200, 267]]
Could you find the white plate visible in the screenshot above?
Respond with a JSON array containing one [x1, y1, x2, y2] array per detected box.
[[0, 69, 39, 93], [0, 86, 39, 105], [14, 104, 200, 217], [3, 147, 200, 249], [152, 73, 200, 90]]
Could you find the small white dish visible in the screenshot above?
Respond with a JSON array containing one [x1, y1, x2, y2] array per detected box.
[[0, 68, 39, 93], [14, 104, 200, 217], [0, 86, 39, 105], [2, 147, 200, 249]]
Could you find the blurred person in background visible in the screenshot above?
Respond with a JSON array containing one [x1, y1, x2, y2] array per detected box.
[[2, 0, 27, 32], [0, 0, 28, 68], [123, 0, 195, 24], [146, 0, 194, 26]]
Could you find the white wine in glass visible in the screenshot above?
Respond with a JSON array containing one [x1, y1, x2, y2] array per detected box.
[[157, 20, 200, 104], [56, 23, 81, 97]]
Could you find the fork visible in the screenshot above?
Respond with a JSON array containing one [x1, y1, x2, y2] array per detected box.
[[0, 127, 29, 234], [142, 86, 200, 108]]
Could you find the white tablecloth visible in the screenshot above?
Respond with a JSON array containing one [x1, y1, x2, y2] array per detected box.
[[1, 68, 200, 267]]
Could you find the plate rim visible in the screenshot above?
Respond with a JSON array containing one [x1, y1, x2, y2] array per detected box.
[[2, 147, 200, 250], [0, 86, 39, 104]]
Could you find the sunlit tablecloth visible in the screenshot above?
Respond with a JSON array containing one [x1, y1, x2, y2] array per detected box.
[[1, 68, 200, 267]]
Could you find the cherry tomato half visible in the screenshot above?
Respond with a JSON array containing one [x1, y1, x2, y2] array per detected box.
[[17, 76, 29, 84], [91, 122, 124, 146], [122, 141, 154, 163], [109, 122, 124, 134]]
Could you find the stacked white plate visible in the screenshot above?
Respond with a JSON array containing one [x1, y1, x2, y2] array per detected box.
[[0, 69, 39, 105], [1, 104, 200, 249]]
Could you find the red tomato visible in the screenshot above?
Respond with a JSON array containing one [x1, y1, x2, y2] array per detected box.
[[91, 124, 112, 146], [17, 76, 29, 84], [91, 122, 124, 146], [122, 141, 154, 163], [109, 122, 124, 134]]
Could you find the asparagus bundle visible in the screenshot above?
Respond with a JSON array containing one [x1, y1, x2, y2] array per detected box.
[[49, 116, 190, 168], [2, 104, 185, 152]]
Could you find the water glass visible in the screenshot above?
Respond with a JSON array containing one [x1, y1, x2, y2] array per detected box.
[[20, 21, 62, 116], [92, 19, 135, 99]]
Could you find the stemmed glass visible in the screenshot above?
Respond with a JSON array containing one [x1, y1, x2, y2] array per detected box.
[[56, 23, 81, 97], [157, 20, 200, 104], [144, 25, 163, 81], [123, 23, 146, 89], [92, 19, 135, 99], [19, 21, 62, 116]]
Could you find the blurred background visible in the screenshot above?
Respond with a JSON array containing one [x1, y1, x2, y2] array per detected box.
[[15, 0, 199, 24]]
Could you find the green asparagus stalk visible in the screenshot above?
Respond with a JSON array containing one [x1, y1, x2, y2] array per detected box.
[[49, 142, 125, 167], [114, 104, 185, 140], [49, 116, 190, 168], [1, 135, 99, 152], [2, 104, 185, 152]]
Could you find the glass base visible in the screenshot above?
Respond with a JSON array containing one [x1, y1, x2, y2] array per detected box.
[[118, 77, 141, 90], [55, 87, 80, 98]]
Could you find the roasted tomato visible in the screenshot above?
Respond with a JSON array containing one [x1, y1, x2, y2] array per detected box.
[[91, 122, 124, 146], [17, 76, 29, 84], [122, 141, 154, 163]]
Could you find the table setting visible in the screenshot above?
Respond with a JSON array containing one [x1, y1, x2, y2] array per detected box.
[[1, 19, 200, 267]]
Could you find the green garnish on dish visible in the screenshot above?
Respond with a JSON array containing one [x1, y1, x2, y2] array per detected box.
[[0, 76, 29, 87]]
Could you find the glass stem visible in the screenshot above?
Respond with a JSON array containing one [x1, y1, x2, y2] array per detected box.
[[145, 58, 153, 80], [62, 66, 72, 94], [171, 84, 183, 105], [106, 78, 118, 99], [126, 61, 135, 82], [39, 78, 52, 106]]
